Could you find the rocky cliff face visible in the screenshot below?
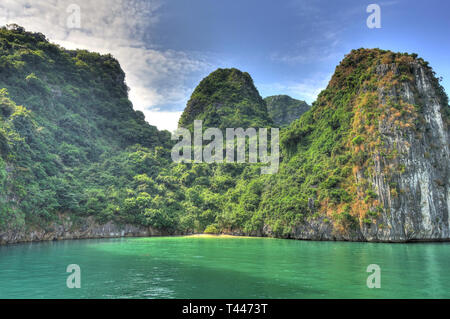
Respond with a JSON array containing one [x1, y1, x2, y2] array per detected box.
[[362, 61, 449, 241]]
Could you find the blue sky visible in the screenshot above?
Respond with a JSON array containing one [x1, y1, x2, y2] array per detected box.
[[1, 0, 449, 131]]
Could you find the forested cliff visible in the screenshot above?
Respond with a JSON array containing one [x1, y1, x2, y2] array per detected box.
[[1, 26, 448, 243]]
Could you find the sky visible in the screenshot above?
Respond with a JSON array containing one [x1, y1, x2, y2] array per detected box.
[[0, 0, 449, 132]]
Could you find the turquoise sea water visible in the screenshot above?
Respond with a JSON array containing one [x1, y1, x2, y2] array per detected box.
[[0, 236, 449, 299]]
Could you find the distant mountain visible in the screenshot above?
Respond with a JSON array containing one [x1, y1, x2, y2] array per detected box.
[[178, 68, 272, 130], [264, 95, 310, 126]]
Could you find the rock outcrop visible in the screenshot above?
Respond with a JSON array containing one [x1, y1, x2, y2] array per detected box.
[[361, 61, 449, 241]]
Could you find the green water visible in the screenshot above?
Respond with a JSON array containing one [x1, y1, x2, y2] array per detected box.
[[0, 236, 449, 299]]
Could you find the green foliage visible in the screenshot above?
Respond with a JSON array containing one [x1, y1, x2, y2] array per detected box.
[[352, 136, 364, 145], [0, 26, 170, 231], [204, 224, 220, 234]]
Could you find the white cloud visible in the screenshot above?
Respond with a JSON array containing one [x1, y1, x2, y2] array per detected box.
[[0, 0, 208, 131], [143, 110, 182, 133]]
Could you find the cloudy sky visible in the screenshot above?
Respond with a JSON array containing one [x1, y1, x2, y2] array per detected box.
[[1, 0, 449, 131]]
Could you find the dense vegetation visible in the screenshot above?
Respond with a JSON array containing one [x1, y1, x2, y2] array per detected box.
[[0, 26, 265, 234], [1, 26, 448, 238], [0, 25, 171, 230]]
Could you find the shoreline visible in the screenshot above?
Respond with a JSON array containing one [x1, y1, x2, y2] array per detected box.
[[2, 231, 450, 247], [183, 234, 258, 239]]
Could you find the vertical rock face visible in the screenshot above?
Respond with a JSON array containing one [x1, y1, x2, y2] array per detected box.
[[363, 62, 449, 241]]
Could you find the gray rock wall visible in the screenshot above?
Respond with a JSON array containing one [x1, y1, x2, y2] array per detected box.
[[0, 215, 171, 245], [364, 62, 449, 241]]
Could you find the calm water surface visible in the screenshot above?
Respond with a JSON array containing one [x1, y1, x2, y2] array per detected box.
[[0, 236, 449, 298]]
